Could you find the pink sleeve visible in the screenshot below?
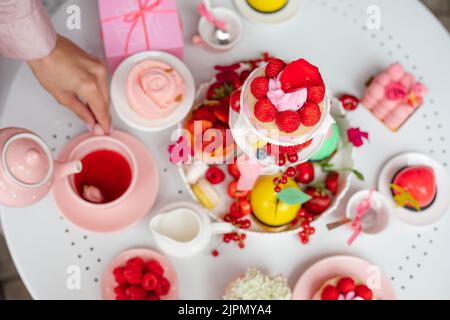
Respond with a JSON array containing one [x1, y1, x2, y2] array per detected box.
[[0, 0, 57, 60]]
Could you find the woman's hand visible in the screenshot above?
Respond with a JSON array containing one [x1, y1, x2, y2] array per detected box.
[[28, 35, 111, 133]]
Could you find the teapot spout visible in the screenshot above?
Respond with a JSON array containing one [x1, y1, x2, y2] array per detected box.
[[54, 160, 82, 179]]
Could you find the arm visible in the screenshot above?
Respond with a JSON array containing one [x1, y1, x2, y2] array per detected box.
[[0, 0, 56, 60], [0, 0, 111, 133]]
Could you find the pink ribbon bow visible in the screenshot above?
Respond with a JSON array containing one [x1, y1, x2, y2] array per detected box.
[[197, 2, 227, 30], [101, 0, 176, 56], [347, 189, 375, 246]]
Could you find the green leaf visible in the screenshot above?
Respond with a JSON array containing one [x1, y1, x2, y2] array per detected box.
[[352, 169, 365, 181], [277, 188, 312, 205]]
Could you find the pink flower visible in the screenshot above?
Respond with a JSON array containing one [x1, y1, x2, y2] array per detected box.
[[168, 136, 192, 164], [385, 82, 407, 101], [347, 128, 369, 148]]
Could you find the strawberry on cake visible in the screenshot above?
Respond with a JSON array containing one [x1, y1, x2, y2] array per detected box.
[[314, 276, 375, 301], [248, 58, 326, 136]]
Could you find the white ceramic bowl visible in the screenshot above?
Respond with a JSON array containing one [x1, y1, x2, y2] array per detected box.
[[111, 51, 195, 132]]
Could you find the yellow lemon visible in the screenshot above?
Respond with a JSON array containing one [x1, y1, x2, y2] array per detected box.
[[250, 175, 301, 227], [247, 0, 288, 13]]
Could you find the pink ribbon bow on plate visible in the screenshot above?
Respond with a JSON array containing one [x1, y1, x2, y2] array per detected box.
[[347, 189, 375, 246]]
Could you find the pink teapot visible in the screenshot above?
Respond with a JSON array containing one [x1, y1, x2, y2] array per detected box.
[[0, 127, 82, 207]]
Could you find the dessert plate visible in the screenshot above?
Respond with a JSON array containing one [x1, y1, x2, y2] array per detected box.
[[378, 152, 450, 226], [233, 0, 302, 24], [101, 248, 179, 300], [178, 80, 355, 235], [52, 130, 159, 233], [111, 51, 195, 132], [292, 255, 396, 300]]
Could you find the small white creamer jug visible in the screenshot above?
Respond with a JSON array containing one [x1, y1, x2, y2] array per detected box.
[[149, 201, 234, 258]]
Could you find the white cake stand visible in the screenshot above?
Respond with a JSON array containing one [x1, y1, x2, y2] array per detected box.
[[1, 0, 450, 300]]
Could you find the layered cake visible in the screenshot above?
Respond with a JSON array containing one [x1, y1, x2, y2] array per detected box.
[[229, 57, 333, 167], [314, 276, 375, 300]]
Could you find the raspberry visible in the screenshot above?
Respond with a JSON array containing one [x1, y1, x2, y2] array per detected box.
[[299, 102, 321, 127], [141, 273, 159, 291], [145, 260, 164, 277], [275, 111, 301, 133], [307, 85, 326, 103], [250, 76, 269, 99], [123, 265, 142, 285], [254, 98, 277, 122], [126, 257, 145, 270], [146, 292, 161, 300], [114, 285, 128, 300], [337, 277, 356, 294], [113, 267, 128, 285], [205, 166, 225, 185], [265, 58, 286, 79], [321, 285, 340, 300], [126, 286, 147, 300], [355, 284, 373, 300], [155, 277, 171, 296]]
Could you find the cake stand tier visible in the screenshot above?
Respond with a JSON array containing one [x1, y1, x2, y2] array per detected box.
[[1, 0, 450, 300]]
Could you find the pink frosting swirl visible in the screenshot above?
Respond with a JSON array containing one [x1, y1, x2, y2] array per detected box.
[[127, 60, 185, 120], [267, 76, 307, 112]]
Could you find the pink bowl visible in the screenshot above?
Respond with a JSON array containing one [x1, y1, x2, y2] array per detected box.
[[101, 248, 179, 300], [292, 255, 396, 300]]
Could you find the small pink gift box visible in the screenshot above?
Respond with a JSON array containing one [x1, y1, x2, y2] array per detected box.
[[98, 0, 184, 73]]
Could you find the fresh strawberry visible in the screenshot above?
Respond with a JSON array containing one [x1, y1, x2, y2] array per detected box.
[[155, 277, 171, 296], [207, 82, 233, 100], [275, 111, 301, 133], [325, 172, 339, 195], [206, 167, 225, 185], [295, 162, 315, 184], [299, 102, 321, 127], [321, 285, 340, 300], [113, 267, 128, 285], [355, 285, 373, 300], [340, 94, 359, 111], [126, 286, 147, 300], [144, 260, 164, 277], [141, 273, 159, 291], [337, 277, 356, 294], [307, 84, 326, 103], [193, 107, 217, 123], [123, 265, 142, 285], [228, 180, 249, 199], [227, 163, 241, 179], [250, 76, 269, 99], [303, 187, 331, 215], [254, 98, 277, 122], [230, 90, 241, 112], [213, 103, 230, 124], [280, 59, 324, 92], [265, 58, 286, 79], [126, 257, 145, 270]]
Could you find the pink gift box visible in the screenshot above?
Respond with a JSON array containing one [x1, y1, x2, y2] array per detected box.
[[98, 0, 184, 73]]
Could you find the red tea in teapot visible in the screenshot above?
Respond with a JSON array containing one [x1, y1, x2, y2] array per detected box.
[[74, 150, 132, 204]]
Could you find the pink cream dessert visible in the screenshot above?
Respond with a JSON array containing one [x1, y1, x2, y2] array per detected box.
[[126, 59, 185, 120]]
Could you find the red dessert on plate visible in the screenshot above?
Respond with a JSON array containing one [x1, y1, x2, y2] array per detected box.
[[314, 276, 375, 300], [391, 165, 437, 211]]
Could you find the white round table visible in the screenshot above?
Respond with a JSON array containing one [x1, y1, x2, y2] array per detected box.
[[1, 0, 450, 300]]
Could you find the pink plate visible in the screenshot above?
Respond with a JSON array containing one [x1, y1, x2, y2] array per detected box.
[[292, 255, 396, 300], [101, 248, 179, 300], [52, 130, 159, 233]]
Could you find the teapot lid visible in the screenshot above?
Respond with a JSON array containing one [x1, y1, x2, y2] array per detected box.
[[2, 133, 53, 187]]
